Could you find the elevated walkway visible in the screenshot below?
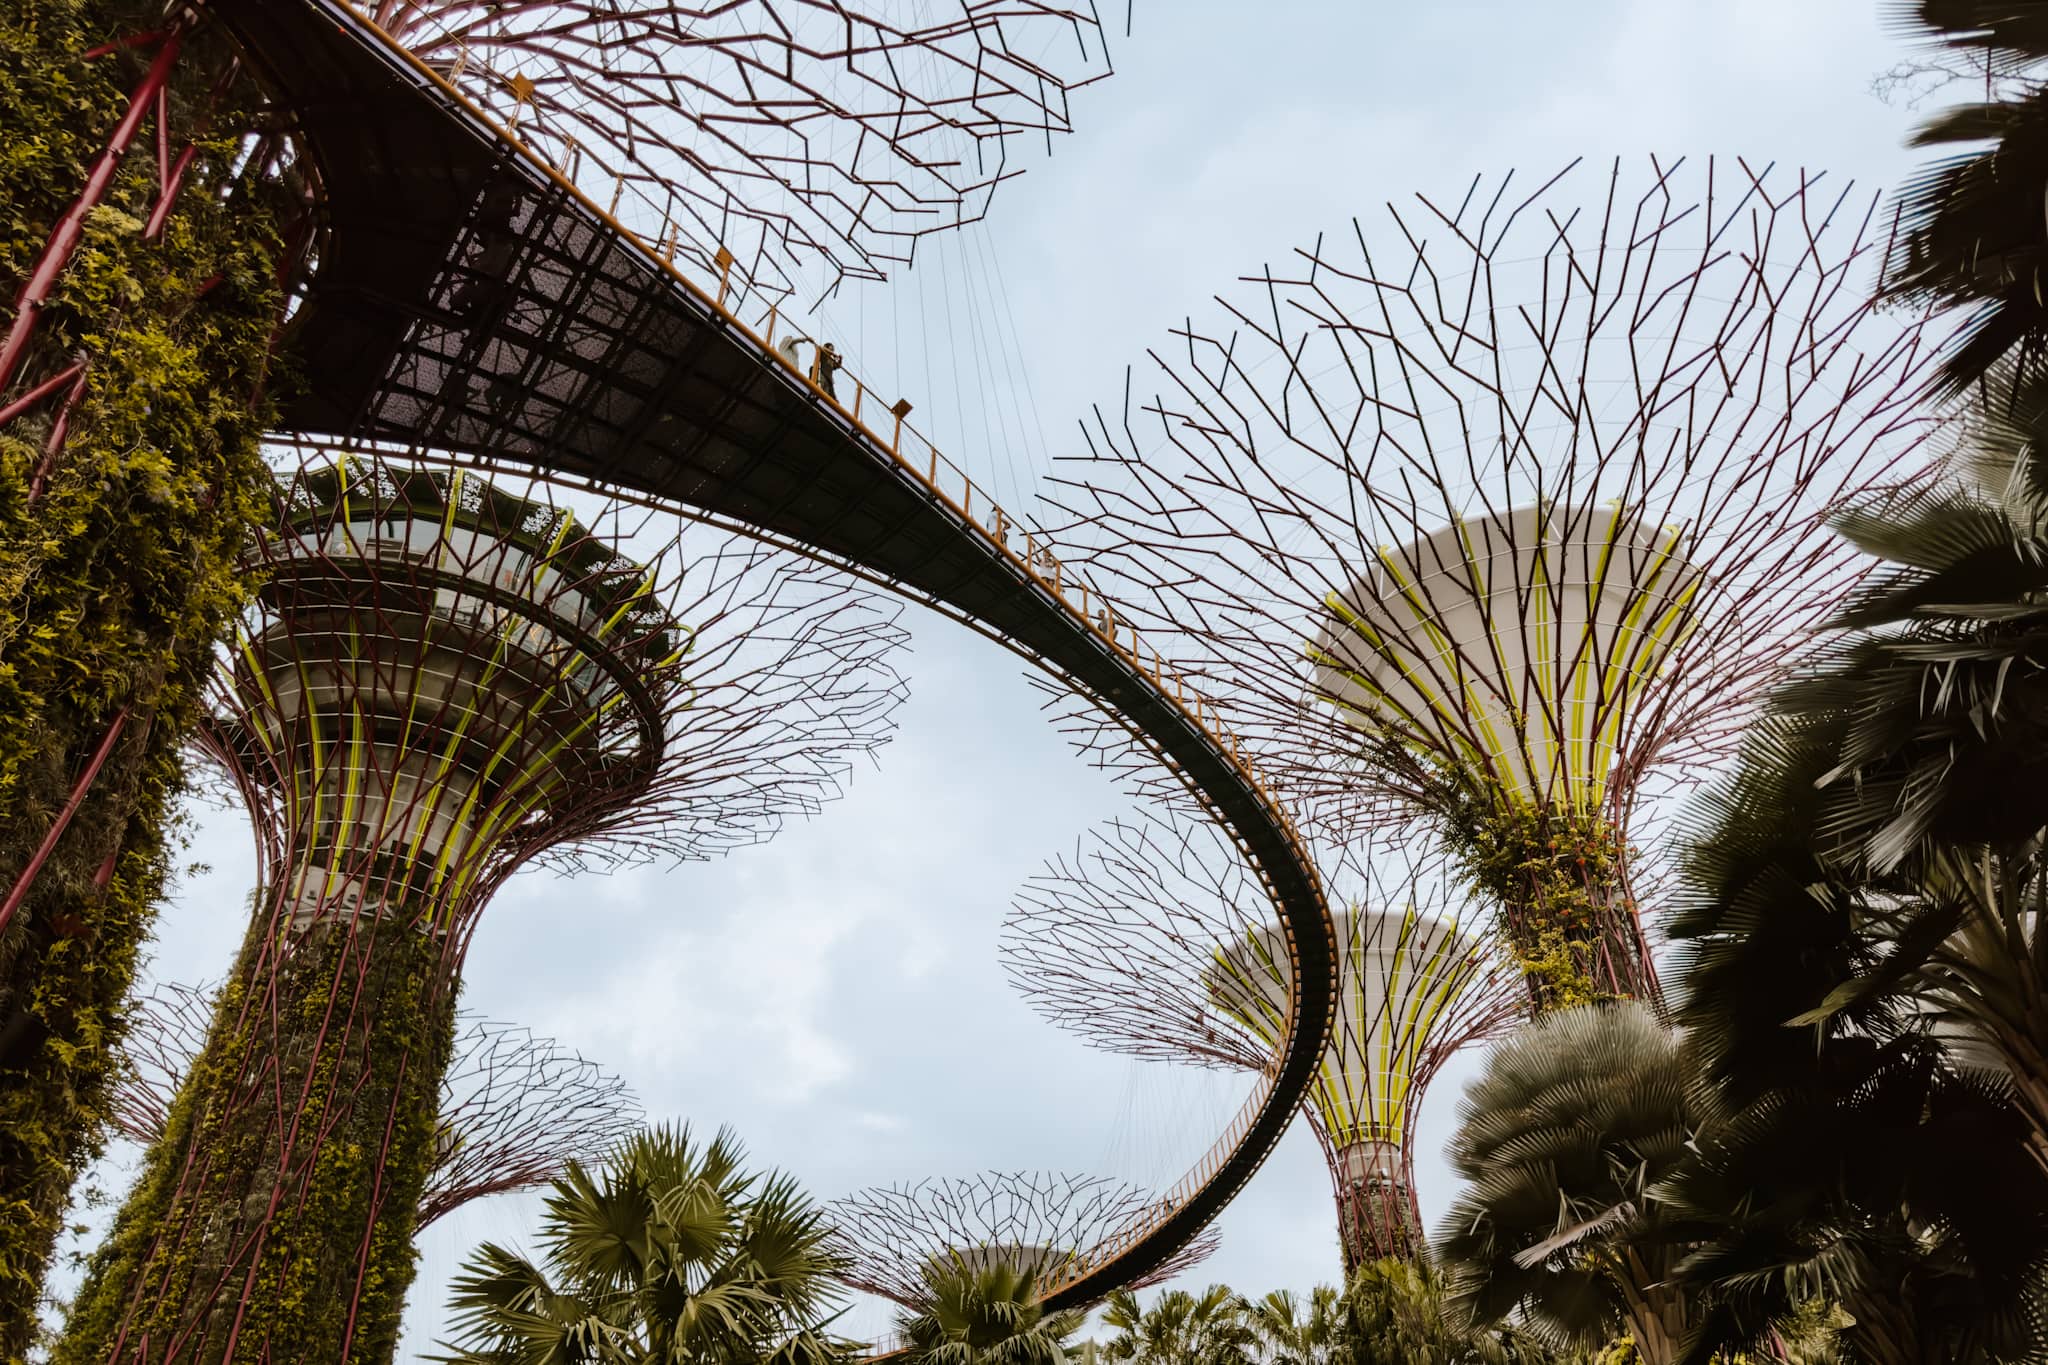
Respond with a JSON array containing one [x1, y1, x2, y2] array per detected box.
[[208, 0, 1339, 1307]]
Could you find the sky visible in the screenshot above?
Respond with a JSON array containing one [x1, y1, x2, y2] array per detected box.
[[49, 0, 1948, 1355]]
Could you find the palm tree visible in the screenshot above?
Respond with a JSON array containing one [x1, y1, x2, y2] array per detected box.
[[1436, 1004, 1702, 1365], [1338, 1259, 1567, 1365], [1099, 1285, 1259, 1365], [1669, 375, 2048, 1155], [897, 1263, 1087, 1365], [431, 1123, 851, 1364], [1244, 1288, 1340, 1365], [1885, 2, 2048, 391], [1661, 385, 2048, 1363]]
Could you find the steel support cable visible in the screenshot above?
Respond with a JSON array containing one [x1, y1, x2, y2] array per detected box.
[[201, 0, 1340, 1311]]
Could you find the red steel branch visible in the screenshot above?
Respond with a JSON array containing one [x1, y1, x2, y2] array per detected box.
[[347, 0, 1119, 303], [110, 982, 643, 1228], [827, 1171, 1223, 1309], [0, 31, 183, 395], [1034, 157, 1950, 856]]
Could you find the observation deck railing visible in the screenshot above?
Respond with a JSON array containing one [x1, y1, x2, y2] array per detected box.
[[324, 0, 1326, 1312]]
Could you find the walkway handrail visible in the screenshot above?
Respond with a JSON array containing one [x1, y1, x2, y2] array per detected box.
[[304, 0, 1334, 1314]]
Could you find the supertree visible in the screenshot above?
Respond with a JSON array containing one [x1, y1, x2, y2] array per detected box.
[[53, 454, 907, 1363], [1001, 821, 1519, 1273], [1043, 157, 1946, 1011], [825, 1171, 1223, 1311], [354, 0, 1120, 304], [108, 980, 643, 1228]]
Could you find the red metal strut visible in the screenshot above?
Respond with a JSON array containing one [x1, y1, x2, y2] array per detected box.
[[0, 32, 184, 395]]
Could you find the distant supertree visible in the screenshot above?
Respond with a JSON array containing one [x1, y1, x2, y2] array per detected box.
[[55, 455, 907, 1364], [826, 1171, 1222, 1310], [1002, 823, 1519, 1272], [1045, 158, 1946, 1010], [357, 0, 1121, 302], [109, 980, 642, 1228]]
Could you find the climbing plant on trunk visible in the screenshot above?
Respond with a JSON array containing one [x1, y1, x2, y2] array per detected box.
[[0, 0, 298, 1348]]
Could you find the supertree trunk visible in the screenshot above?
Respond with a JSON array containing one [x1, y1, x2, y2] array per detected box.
[[1328, 1138, 1420, 1273], [57, 903, 457, 1364], [0, 2, 296, 1347], [1453, 802, 1655, 1013]]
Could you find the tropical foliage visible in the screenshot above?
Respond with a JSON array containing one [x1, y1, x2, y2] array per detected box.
[[431, 1125, 851, 1365], [1074, 1271, 1573, 1365], [1336, 1260, 1566, 1365], [899, 1264, 1088, 1365], [1099, 1285, 1260, 1365], [1242, 1288, 1340, 1365], [1436, 1005, 1701, 1365], [1658, 378, 2048, 1362], [1885, 1, 2048, 392]]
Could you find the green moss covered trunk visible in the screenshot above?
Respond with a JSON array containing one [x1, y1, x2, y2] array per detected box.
[[1457, 805, 1658, 1013], [56, 906, 458, 1364], [0, 2, 289, 1351], [1332, 1156, 1418, 1274]]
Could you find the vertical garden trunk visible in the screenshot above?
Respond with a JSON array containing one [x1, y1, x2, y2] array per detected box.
[[0, 1, 290, 1350], [56, 904, 458, 1364], [1459, 805, 1658, 1014], [1330, 1138, 1418, 1273]]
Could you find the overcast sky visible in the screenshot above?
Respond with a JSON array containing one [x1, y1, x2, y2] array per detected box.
[[63, 0, 1944, 1355]]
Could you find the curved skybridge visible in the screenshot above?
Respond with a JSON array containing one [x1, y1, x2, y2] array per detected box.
[[202, 0, 1341, 1309]]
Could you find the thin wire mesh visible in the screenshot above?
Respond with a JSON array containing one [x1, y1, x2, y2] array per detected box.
[[353, 0, 1120, 307], [109, 980, 643, 1228], [826, 1171, 1223, 1310]]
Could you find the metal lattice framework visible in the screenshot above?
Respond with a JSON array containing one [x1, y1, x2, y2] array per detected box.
[[60, 452, 908, 1359], [826, 1171, 1223, 1310], [108, 980, 643, 1227], [1042, 157, 1947, 1009], [0, 0, 1336, 1334], [221, 454, 909, 889], [350, 0, 1118, 305], [1002, 822, 1518, 1269]]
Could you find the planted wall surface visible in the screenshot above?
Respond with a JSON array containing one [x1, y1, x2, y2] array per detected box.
[[1450, 801, 1649, 1014], [0, 1, 292, 1351], [56, 911, 457, 1364]]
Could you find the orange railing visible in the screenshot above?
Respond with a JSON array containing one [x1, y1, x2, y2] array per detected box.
[[327, 0, 1327, 1311]]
